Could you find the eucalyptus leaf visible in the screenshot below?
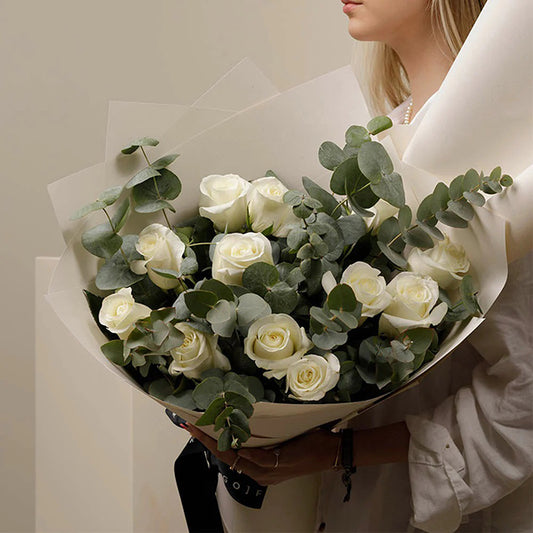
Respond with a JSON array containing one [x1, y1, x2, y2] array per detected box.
[[463, 191, 485, 207], [302, 176, 340, 217], [435, 210, 469, 228], [132, 168, 181, 213], [327, 284, 358, 312], [358, 141, 394, 183], [287, 227, 308, 250], [264, 282, 298, 314], [149, 379, 175, 400], [318, 141, 346, 171], [201, 278, 235, 302], [336, 214, 366, 246], [242, 262, 279, 297], [404, 227, 434, 249], [417, 220, 444, 240], [112, 198, 131, 233], [447, 199, 475, 221], [312, 330, 348, 350], [390, 340, 415, 363], [463, 169, 481, 191], [185, 290, 219, 318], [192, 377, 224, 410], [229, 409, 250, 434], [70, 200, 106, 221], [164, 390, 196, 411], [214, 407, 234, 431], [196, 397, 226, 426], [345, 125, 370, 148], [367, 116, 393, 135], [206, 300, 237, 337], [449, 175, 464, 201], [101, 340, 128, 366], [236, 293, 272, 328], [82, 223, 123, 259], [126, 166, 161, 189], [218, 428, 233, 451], [370, 172, 405, 208], [152, 153, 179, 170], [330, 157, 359, 195], [99, 185, 123, 206], [397, 205, 412, 230], [337, 369, 362, 394], [224, 391, 254, 417], [377, 241, 408, 268], [121, 137, 159, 155], [431, 183, 450, 212]]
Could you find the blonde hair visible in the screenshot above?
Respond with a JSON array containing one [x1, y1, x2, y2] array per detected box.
[[357, 0, 487, 115]]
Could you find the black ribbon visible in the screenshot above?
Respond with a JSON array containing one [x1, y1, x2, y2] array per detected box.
[[167, 409, 267, 533]]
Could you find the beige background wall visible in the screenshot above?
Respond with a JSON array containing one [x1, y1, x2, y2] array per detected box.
[[1, 1, 352, 531]]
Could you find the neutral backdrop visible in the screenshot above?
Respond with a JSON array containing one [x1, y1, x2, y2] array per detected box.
[[0, 1, 353, 531]]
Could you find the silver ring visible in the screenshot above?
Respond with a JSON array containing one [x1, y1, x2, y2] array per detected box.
[[273, 447, 281, 469], [230, 455, 241, 471]]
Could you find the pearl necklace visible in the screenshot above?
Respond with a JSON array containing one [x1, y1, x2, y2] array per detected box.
[[403, 98, 414, 125]]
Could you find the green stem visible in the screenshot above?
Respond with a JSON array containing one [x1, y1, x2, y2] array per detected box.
[[141, 146, 173, 229], [103, 207, 130, 266]]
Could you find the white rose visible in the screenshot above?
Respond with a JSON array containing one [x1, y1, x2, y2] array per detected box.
[[286, 353, 340, 402], [199, 174, 251, 232], [247, 176, 300, 237], [407, 235, 470, 290], [98, 288, 151, 340], [212, 232, 274, 286], [322, 261, 392, 318], [365, 199, 399, 233], [168, 323, 230, 380], [379, 272, 448, 335], [244, 314, 313, 379], [130, 223, 186, 290]]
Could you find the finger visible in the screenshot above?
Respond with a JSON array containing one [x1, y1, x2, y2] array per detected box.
[[187, 424, 236, 465], [237, 447, 279, 468]]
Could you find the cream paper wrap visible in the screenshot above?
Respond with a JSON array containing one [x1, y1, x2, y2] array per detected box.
[[47, 15, 529, 444]]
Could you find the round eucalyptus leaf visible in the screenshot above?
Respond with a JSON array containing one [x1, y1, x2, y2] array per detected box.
[[390, 340, 415, 363], [404, 227, 434, 249], [264, 282, 298, 314], [463, 169, 481, 191], [201, 278, 234, 302], [312, 330, 348, 351], [463, 191, 485, 207], [224, 391, 254, 417], [449, 175, 465, 201], [101, 340, 128, 366], [70, 200, 106, 221], [148, 378, 175, 400], [460, 274, 480, 314], [337, 369, 362, 394], [82, 223, 123, 259], [214, 407, 234, 431], [370, 172, 405, 208], [330, 157, 359, 195], [152, 153, 179, 170], [431, 183, 450, 213], [293, 203, 313, 219], [192, 377, 224, 410], [206, 300, 237, 337], [400, 328, 436, 355], [283, 190, 304, 206], [327, 283, 358, 312], [318, 141, 346, 170], [302, 176, 340, 217], [447, 199, 475, 221], [310, 307, 342, 332], [195, 397, 226, 426], [417, 220, 444, 240], [185, 290, 219, 318], [287, 227, 308, 250], [336, 214, 367, 246], [416, 195, 436, 225], [358, 141, 394, 183], [236, 293, 272, 328], [121, 137, 159, 155], [217, 428, 233, 452], [500, 174, 513, 187], [435, 210, 469, 228], [150, 268, 180, 279], [244, 376, 265, 401], [242, 262, 279, 297], [98, 185, 123, 206], [366, 116, 393, 135], [345, 125, 371, 148], [132, 168, 181, 213], [229, 409, 250, 434], [164, 390, 196, 411], [126, 166, 161, 189]]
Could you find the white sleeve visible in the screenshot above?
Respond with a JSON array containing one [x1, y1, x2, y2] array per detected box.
[[405, 252, 533, 533]]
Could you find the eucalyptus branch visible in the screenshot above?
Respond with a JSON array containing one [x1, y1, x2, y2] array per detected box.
[[141, 146, 173, 229], [103, 207, 130, 266]]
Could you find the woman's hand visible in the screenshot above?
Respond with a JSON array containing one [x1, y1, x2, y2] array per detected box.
[[186, 424, 340, 486]]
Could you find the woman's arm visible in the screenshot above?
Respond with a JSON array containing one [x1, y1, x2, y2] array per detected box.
[[186, 420, 410, 487]]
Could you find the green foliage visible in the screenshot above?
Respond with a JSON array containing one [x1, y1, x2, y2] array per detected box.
[[101, 340, 129, 366], [184, 290, 219, 318], [121, 137, 159, 155], [302, 176, 340, 218], [345, 125, 371, 148], [367, 116, 393, 135], [242, 262, 279, 297], [318, 141, 346, 171], [132, 169, 182, 213]]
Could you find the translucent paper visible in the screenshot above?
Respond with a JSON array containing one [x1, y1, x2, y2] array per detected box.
[[48, 57, 517, 447]]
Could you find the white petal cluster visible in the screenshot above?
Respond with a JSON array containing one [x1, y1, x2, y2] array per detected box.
[[286, 354, 340, 402], [131, 223, 185, 290], [98, 288, 151, 340], [211, 232, 274, 286], [379, 272, 448, 335], [407, 235, 470, 290], [244, 314, 313, 379], [168, 323, 230, 380], [322, 261, 391, 318]]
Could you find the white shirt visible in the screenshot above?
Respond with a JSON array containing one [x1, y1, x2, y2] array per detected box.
[[315, 100, 533, 532]]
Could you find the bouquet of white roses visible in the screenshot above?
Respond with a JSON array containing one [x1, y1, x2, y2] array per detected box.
[[69, 114, 512, 451]]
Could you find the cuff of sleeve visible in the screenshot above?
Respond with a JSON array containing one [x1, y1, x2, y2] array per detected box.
[[406, 414, 473, 533]]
